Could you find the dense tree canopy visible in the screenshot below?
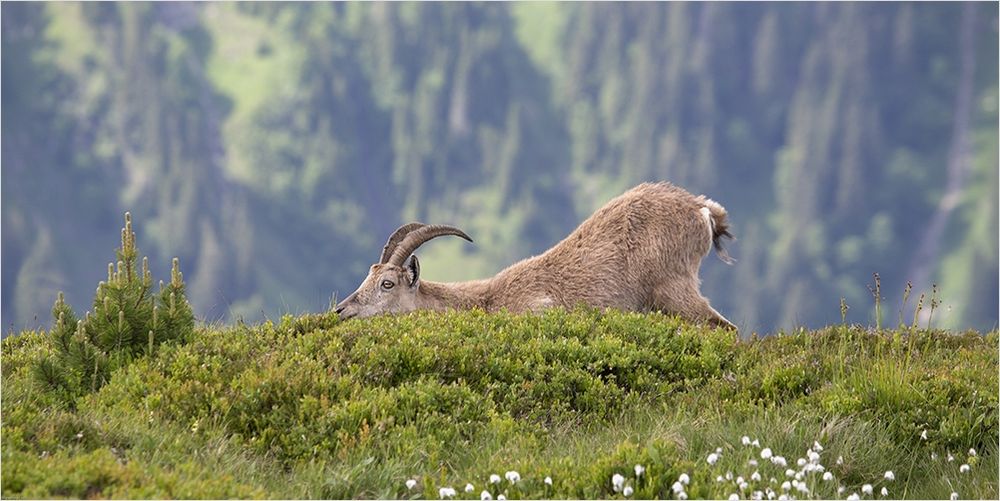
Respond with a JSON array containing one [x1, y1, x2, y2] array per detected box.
[[3, 2, 997, 333]]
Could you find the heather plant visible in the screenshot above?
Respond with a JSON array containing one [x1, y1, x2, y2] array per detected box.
[[31, 213, 193, 403]]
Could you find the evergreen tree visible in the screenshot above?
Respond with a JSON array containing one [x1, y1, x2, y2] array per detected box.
[[34, 213, 193, 402]]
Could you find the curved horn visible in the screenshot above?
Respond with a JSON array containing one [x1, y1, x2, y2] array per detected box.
[[388, 224, 473, 266], [379, 222, 426, 264]]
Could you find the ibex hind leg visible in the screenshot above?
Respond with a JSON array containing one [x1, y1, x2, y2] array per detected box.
[[652, 282, 737, 331]]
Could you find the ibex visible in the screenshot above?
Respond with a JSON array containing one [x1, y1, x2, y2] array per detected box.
[[335, 182, 736, 329]]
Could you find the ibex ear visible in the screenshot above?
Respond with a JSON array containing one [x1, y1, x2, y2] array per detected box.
[[405, 255, 420, 287]]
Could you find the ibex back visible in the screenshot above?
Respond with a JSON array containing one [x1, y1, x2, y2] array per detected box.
[[335, 182, 736, 330]]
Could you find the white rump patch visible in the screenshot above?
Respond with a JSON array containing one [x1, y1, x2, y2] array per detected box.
[[701, 197, 726, 214], [700, 206, 714, 238]]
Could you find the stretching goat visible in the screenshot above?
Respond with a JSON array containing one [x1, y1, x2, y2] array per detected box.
[[335, 182, 736, 329]]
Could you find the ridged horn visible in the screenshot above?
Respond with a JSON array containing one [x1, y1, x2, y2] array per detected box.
[[379, 222, 426, 264], [388, 224, 473, 266]]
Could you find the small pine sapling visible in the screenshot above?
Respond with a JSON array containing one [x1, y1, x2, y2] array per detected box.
[[34, 213, 194, 401]]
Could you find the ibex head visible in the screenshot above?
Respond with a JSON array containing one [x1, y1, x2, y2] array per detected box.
[[335, 223, 472, 320]]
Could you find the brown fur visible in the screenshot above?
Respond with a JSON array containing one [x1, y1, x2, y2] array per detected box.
[[336, 182, 736, 330]]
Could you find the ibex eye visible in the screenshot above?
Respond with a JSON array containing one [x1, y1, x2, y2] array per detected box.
[[381, 280, 394, 290]]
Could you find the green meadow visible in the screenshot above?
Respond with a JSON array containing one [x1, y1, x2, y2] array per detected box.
[[3, 308, 996, 499]]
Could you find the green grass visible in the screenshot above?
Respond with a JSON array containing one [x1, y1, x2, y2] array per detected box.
[[2, 309, 997, 499]]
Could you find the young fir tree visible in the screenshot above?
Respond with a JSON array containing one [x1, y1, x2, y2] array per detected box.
[[33, 213, 194, 401]]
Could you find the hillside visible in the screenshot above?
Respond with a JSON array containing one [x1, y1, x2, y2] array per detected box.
[[2, 309, 996, 499], [4, 2, 998, 334]]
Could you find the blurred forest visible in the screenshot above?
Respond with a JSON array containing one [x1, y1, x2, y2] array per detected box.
[[2, 2, 997, 334]]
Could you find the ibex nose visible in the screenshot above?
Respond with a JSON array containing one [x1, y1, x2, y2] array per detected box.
[[334, 292, 357, 318]]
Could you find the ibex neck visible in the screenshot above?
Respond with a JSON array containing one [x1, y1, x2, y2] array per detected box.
[[417, 279, 493, 311]]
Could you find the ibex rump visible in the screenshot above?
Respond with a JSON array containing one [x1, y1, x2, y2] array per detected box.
[[335, 182, 735, 329]]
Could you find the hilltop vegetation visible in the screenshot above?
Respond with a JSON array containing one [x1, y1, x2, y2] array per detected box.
[[3, 308, 996, 499]]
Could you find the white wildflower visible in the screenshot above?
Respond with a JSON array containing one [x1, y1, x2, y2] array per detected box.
[[822, 472, 834, 481], [781, 481, 791, 491], [761, 448, 773, 460], [708, 452, 720, 465], [881, 487, 889, 497], [751, 471, 762, 482], [969, 448, 977, 457], [505, 471, 520, 484], [742, 436, 752, 446], [960, 464, 970, 473], [771, 456, 787, 467], [795, 482, 809, 494], [740, 481, 749, 492], [726, 471, 734, 480], [807, 451, 820, 463], [497, 495, 506, 501], [672, 481, 684, 494], [439, 487, 457, 499], [679, 473, 690, 485], [737, 476, 745, 485], [717, 447, 724, 454], [635, 464, 645, 477], [794, 472, 803, 481], [480, 490, 492, 501], [678, 492, 688, 501], [920, 429, 928, 440], [406, 479, 418, 490], [884, 470, 894, 481], [752, 439, 761, 447], [812, 440, 823, 452], [612, 473, 626, 492], [784, 469, 796, 478], [838, 486, 846, 494], [796, 458, 807, 467], [847, 494, 860, 501], [836, 455, 844, 465], [730, 494, 740, 501], [778, 495, 789, 501], [947, 453, 955, 462], [545, 476, 553, 486], [749, 459, 759, 467], [490, 474, 501, 484], [624, 486, 634, 497], [717, 476, 725, 483], [465, 483, 474, 493], [862, 484, 873, 495], [950, 492, 959, 501], [931, 452, 938, 460]]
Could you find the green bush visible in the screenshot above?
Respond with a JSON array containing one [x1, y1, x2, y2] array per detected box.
[[81, 309, 738, 464]]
